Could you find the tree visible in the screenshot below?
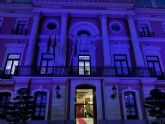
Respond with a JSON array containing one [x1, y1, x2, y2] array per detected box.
[[144, 88, 165, 124], [0, 88, 34, 124]]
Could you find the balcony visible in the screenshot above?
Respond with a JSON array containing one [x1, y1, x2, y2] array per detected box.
[[140, 31, 155, 37], [0, 66, 157, 78]]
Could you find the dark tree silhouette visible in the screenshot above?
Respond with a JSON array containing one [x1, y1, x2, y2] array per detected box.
[[0, 88, 34, 124], [144, 88, 165, 123]]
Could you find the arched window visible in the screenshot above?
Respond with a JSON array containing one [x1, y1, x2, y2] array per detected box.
[[124, 91, 138, 120], [32, 91, 47, 120], [0, 92, 11, 118]]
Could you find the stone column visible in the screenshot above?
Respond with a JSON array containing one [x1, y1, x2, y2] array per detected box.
[[101, 15, 111, 66], [25, 12, 40, 66], [127, 15, 144, 67], [58, 13, 68, 66]]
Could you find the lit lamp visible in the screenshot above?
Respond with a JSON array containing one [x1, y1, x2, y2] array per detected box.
[[111, 85, 117, 99], [55, 85, 61, 98]]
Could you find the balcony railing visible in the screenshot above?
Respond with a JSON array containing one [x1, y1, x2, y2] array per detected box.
[[11, 28, 28, 35], [140, 31, 155, 37], [1, 66, 165, 79], [10, 66, 160, 77]]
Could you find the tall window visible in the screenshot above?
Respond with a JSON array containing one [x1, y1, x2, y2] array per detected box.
[[79, 55, 91, 76], [114, 54, 129, 76], [5, 54, 20, 75], [146, 56, 162, 76], [40, 53, 54, 75], [124, 91, 138, 120], [0, 92, 11, 118], [33, 91, 47, 120], [15, 20, 27, 34]]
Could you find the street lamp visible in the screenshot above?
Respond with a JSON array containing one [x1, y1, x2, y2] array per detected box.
[[111, 85, 117, 99], [55, 85, 61, 99]]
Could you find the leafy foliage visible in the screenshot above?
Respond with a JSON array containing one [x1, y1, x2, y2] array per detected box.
[[0, 88, 34, 124], [144, 88, 165, 120]]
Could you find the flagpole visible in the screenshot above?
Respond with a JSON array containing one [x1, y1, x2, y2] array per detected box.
[[67, 35, 77, 75]]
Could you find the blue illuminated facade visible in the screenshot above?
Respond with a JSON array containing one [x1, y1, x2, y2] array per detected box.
[[0, 0, 165, 124]]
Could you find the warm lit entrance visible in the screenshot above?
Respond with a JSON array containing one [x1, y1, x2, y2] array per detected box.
[[75, 85, 97, 124]]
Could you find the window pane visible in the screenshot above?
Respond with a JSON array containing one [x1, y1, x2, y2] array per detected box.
[[11, 60, 19, 74], [5, 60, 12, 74]]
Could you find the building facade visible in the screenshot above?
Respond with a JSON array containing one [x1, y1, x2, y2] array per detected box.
[[0, 0, 165, 123]]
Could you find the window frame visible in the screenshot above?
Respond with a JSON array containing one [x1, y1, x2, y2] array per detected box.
[[114, 54, 129, 76], [32, 91, 47, 120], [124, 91, 139, 120], [14, 18, 28, 34], [78, 55, 91, 76], [4, 53, 21, 75], [40, 53, 54, 75], [146, 56, 162, 76]]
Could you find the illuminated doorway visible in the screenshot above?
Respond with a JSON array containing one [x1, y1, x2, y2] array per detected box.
[[75, 85, 97, 124]]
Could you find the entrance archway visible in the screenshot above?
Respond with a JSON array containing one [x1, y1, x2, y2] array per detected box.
[[75, 84, 97, 124]]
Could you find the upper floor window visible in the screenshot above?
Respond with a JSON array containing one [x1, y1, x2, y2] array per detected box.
[[146, 56, 162, 76], [139, 23, 155, 37], [79, 55, 91, 76], [5, 54, 20, 75], [40, 53, 54, 75], [0, 92, 11, 119], [114, 54, 129, 76], [12, 19, 28, 34], [33, 91, 47, 120], [124, 91, 138, 120]]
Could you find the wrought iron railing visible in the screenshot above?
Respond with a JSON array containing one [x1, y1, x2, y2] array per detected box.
[[140, 31, 155, 37], [1, 66, 165, 79], [11, 66, 158, 77], [11, 28, 28, 35]]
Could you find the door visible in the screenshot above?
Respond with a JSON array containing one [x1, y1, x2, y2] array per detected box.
[[75, 85, 97, 124]]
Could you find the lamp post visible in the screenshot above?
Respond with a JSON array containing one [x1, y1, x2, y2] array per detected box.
[[55, 85, 61, 98], [111, 85, 117, 99]]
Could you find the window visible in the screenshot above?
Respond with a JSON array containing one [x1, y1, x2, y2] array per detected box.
[[110, 22, 122, 32], [4, 54, 20, 75], [124, 91, 138, 120], [139, 23, 154, 37], [79, 55, 91, 76], [0, 92, 11, 119], [146, 56, 162, 76], [33, 91, 47, 120], [13, 20, 28, 34], [40, 53, 54, 75], [114, 54, 129, 76]]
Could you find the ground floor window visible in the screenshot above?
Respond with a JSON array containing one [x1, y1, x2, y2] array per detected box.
[[124, 91, 138, 120], [32, 91, 47, 120], [0, 92, 11, 118]]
